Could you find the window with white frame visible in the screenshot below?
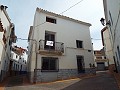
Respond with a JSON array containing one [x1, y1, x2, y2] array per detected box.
[[76, 40, 83, 48]]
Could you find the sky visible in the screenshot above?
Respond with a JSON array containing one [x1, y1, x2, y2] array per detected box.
[[0, 0, 105, 50]]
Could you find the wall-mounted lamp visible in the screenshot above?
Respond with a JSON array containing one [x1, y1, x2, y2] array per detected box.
[[100, 18, 111, 26]]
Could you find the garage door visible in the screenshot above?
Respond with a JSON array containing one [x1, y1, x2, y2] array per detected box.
[[97, 62, 105, 71]]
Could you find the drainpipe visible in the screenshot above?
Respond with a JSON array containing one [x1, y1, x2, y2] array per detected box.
[[35, 40, 37, 83]]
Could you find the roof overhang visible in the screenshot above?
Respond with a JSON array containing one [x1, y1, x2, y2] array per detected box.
[[36, 8, 91, 27]]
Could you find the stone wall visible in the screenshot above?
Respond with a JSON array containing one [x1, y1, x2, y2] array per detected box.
[[29, 68, 96, 83], [57, 69, 78, 80]]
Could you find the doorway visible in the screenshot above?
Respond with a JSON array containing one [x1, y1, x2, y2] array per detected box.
[[77, 56, 85, 73], [44, 31, 55, 50]]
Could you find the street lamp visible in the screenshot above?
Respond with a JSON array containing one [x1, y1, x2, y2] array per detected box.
[[100, 18, 111, 26]]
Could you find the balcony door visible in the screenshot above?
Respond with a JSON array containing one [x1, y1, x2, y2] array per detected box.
[[44, 31, 55, 50]]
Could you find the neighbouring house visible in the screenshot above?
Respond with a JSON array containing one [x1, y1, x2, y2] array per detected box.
[[94, 49, 109, 71], [102, 0, 120, 72], [0, 5, 17, 81], [10, 46, 27, 75], [27, 8, 95, 83], [101, 27, 115, 72]]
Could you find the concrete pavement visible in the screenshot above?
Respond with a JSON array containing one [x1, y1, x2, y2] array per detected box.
[[1, 71, 119, 90], [62, 71, 119, 90]]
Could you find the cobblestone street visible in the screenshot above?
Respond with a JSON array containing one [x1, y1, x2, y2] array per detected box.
[[0, 71, 118, 90]]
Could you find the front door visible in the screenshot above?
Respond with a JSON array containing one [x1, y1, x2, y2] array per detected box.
[[44, 32, 55, 50], [77, 56, 85, 73]]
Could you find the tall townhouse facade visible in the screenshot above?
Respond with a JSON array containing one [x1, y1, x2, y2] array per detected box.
[[102, 0, 120, 72], [27, 8, 94, 83], [0, 5, 16, 81]]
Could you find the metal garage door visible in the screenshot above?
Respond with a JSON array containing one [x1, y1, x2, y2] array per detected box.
[[97, 62, 105, 71]]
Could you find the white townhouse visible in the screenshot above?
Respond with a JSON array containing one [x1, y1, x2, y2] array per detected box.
[[27, 8, 94, 83], [10, 46, 27, 75], [102, 0, 120, 72], [0, 5, 16, 81]]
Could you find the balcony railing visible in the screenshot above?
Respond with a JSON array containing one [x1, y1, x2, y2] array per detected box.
[[38, 40, 64, 55]]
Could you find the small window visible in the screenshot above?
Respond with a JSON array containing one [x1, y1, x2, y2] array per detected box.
[[104, 56, 106, 59], [76, 40, 83, 48], [46, 17, 56, 24], [96, 56, 102, 59], [42, 57, 58, 72], [16, 55, 18, 58]]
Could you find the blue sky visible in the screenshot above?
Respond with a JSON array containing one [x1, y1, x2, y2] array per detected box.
[[0, 0, 104, 50]]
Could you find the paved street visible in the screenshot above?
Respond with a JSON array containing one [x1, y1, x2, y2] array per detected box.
[[4, 71, 119, 90]]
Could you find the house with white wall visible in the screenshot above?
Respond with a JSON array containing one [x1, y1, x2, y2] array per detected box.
[[102, 0, 120, 72], [0, 5, 16, 81], [101, 27, 114, 68], [10, 46, 27, 75], [27, 8, 95, 83]]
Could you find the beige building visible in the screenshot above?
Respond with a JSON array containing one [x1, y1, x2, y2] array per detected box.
[[27, 8, 95, 83], [0, 5, 16, 81], [94, 49, 108, 71], [102, 0, 120, 72], [101, 27, 114, 65]]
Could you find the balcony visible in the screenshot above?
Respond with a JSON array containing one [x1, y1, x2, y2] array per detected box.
[[38, 40, 64, 56]]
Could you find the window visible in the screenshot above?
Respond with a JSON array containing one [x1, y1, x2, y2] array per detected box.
[[96, 56, 102, 59], [76, 40, 83, 48], [46, 17, 56, 24], [44, 31, 55, 50], [104, 56, 106, 59], [19, 56, 21, 59], [16, 55, 18, 58], [42, 57, 58, 72]]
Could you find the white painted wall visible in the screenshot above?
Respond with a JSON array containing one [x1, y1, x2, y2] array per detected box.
[[28, 9, 94, 72], [103, 29, 114, 64], [0, 8, 11, 73], [103, 0, 120, 66]]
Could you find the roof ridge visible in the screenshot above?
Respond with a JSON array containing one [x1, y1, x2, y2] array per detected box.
[[36, 7, 91, 26]]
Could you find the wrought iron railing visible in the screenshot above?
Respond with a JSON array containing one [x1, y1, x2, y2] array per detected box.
[[39, 40, 64, 53]]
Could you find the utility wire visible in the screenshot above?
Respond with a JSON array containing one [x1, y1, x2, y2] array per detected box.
[[34, 0, 85, 27], [60, 0, 84, 15], [91, 38, 102, 40]]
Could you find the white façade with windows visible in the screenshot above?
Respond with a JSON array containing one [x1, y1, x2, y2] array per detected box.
[[0, 5, 16, 82], [27, 8, 94, 83], [10, 51, 27, 74], [103, 0, 120, 72]]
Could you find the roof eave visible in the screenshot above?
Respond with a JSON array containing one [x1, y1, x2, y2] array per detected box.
[[36, 8, 91, 27]]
